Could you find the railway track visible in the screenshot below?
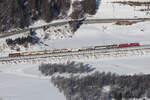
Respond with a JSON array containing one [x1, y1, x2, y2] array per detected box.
[[0, 18, 150, 38], [0, 45, 150, 64]]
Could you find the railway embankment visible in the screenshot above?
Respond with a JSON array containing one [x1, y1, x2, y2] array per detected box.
[[0, 45, 150, 65]]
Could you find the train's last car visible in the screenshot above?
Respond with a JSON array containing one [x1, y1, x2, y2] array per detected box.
[[60, 49, 72, 53], [9, 53, 21, 57]]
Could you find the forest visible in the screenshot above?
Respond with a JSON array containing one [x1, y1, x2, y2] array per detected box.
[[39, 62, 150, 100], [39, 61, 95, 76], [0, 0, 97, 32], [6, 36, 39, 46]]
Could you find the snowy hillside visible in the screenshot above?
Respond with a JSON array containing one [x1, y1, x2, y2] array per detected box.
[[94, 0, 150, 18]]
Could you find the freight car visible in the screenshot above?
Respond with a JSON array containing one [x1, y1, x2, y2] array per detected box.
[[94, 46, 107, 50], [60, 49, 72, 53], [45, 50, 53, 54], [78, 48, 87, 51], [78, 46, 95, 51], [52, 49, 62, 53], [118, 44, 129, 48], [86, 47, 94, 51], [26, 51, 38, 55], [94, 45, 118, 50], [106, 45, 118, 49], [71, 48, 79, 52], [21, 51, 44, 56], [21, 52, 30, 56]]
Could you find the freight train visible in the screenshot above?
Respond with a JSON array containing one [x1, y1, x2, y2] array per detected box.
[[8, 43, 140, 57]]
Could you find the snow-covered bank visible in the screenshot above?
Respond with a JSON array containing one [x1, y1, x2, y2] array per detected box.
[[0, 55, 150, 100], [0, 73, 66, 100], [93, 0, 150, 19], [1, 55, 150, 77], [83, 55, 150, 75]]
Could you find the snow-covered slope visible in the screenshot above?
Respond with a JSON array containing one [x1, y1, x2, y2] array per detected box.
[[0, 73, 66, 100], [93, 0, 150, 18]]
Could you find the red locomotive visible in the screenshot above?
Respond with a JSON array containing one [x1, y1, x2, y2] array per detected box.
[[130, 43, 140, 46], [118, 43, 140, 48]]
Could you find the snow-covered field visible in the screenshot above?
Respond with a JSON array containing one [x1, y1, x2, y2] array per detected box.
[[0, 73, 66, 100], [83, 55, 150, 75], [93, 0, 150, 19], [1, 0, 150, 99], [1, 55, 150, 100]]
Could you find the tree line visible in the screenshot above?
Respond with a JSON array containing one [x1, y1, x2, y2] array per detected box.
[[51, 72, 150, 100], [39, 61, 95, 76], [39, 62, 150, 100], [6, 36, 39, 46]]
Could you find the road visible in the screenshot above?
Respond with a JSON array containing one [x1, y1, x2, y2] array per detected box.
[[83, 18, 150, 24], [0, 18, 150, 38], [0, 21, 69, 38]]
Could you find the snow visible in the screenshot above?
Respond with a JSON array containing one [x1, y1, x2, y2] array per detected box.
[[93, 0, 150, 19], [102, 86, 111, 93], [42, 21, 150, 49], [0, 55, 150, 100], [29, 20, 47, 29], [82, 55, 150, 75], [0, 64, 66, 100], [1, 0, 150, 99], [0, 73, 66, 100]]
